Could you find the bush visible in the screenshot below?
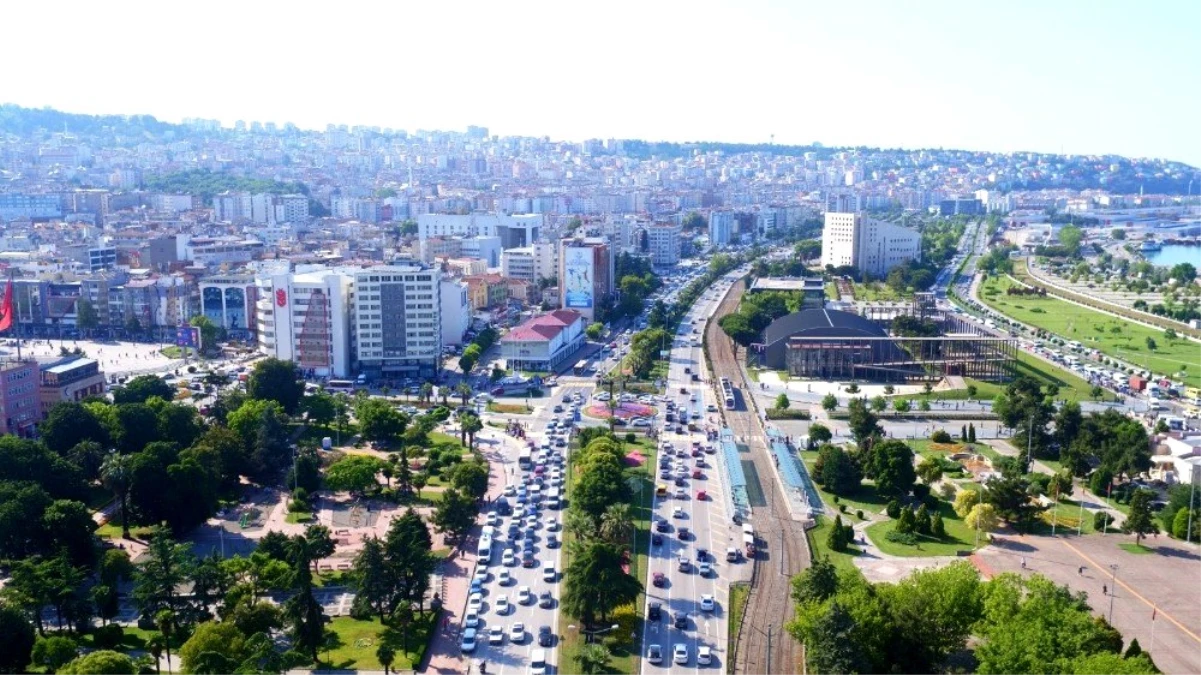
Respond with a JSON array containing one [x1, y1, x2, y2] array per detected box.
[[886, 499, 901, 519], [912, 483, 931, 502], [856, 510, 864, 520], [839, 504, 847, 513], [90, 625, 124, 650], [930, 429, 953, 443], [923, 493, 940, 510], [885, 530, 918, 546], [833, 495, 840, 504], [1094, 510, 1112, 532], [625, 432, 636, 444]]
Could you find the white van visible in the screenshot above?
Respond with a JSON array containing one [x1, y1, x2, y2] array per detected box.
[[542, 561, 557, 582], [546, 488, 561, 510]]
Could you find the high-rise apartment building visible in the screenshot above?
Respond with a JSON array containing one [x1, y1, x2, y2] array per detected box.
[[256, 270, 353, 378], [709, 211, 734, 246], [0, 360, 41, 437], [645, 223, 681, 265], [820, 212, 921, 278], [353, 264, 442, 378]]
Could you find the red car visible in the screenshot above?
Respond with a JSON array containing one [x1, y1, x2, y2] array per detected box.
[[652, 572, 666, 587], [696, 490, 707, 501], [692, 470, 703, 479]]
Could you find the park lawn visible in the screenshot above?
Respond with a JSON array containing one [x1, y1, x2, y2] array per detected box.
[[428, 431, 469, 456], [894, 352, 1106, 404], [865, 501, 979, 557], [979, 271, 1200, 389], [825, 282, 840, 301], [95, 522, 154, 540], [806, 514, 865, 577], [853, 281, 908, 302], [728, 582, 750, 667], [487, 401, 532, 415], [319, 614, 436, 671], [286, 511, 313, 524], [801, 454, 892, 517], [1118, 542, 1155, 555], [76, 625, 159, 651], [1035, 498, 1097, 535], [559, 436, 656, 675]]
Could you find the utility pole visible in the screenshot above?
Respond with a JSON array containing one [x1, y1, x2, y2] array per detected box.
[[766, 624, 772, 675], [1108, 564, 1119, 624]]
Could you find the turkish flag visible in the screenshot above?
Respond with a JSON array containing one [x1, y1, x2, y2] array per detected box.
[[0, 279, 12, 332]]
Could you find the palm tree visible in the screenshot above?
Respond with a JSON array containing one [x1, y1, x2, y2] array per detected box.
[[155, 610, 175, 675], [420, 382, 434, 406], [456, 381, 473, 408], [380, 384, 392, 399], [461, 413, 482, 451], [565, 508, 597, 542], [599, 503, 635, 547], [439, 387, 450, 407], [376, 644, 395, 675], [100, 452, 135, 539]]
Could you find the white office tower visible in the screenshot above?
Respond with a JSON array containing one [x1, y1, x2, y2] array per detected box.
[[353, 264, 443, 378], [256, 269, 353, 378], [821, 212, 921, 278]]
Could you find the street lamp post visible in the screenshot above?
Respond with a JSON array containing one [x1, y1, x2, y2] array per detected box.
[[1107, 564, 1119, 624]]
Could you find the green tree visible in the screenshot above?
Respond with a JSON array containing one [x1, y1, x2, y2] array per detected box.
[[303, 391, 337, 427], [376, 644, 396, 675], [895, 507, 916, 534], [774, 393, 790, 410], [931, 512, 946, 538], [43, 500, 99, 568], [561, 541, 642, 626], [58, 650, 136, 675], [807, 423, 832, 449], [827, 515, 851, 552], [966, 384, 978, 399], [817, 445, 861, 496], [448, 461, 489, 500], [914, 504, 932, 534], [893, 398, 911, 413], [870, 395, 886, 413], [284, 536, 326, 663], [865, 440, 916, 498], [0, 605, 36, 673], [1058, 225, 1084, 255], [179, 621, 248, 674], [821, 393, 838, 412], [585, 322, 604, 340], [324, 455, 385, 495], [112, 375, 174, 405], [32, 636, 78, 673], [791, 556, 838, 604], [189, 315, 220, 353], [574, 643, 612, 675], [100, 453, 136, 539], [460, 412, 483, 450], [599, 503, 635, 547], [1121, 488, 1161, 545], [806, 602, 870, 675], [431, 488, 477, 542], [247, 357, 305, 414], [355, 398, 408, 444], [965, 503, 1000, 534], [40, 402, 110, 456], [718, 312, 758, 359], [1172, 507, 1201, 540], [132, 526, 194, 621], [572, 456, 632, 519], [916, 457, 944, 485]]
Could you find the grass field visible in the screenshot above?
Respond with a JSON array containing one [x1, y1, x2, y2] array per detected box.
[[865, 500, 980, 557], [978, 272, 1199, 388], [1118, 542, 1155, 555], [852, 281, 908, 302], [727, 582, 750, 674], [319, 614, 436, 671], [487, 401, 532, 415], [806, 514, 865, 577], [801, 453, 891, 518]]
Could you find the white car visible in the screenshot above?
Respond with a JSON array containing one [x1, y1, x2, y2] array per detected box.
[[673, 506, 685, 519], [486, 511, 500, 526], [503, 484, 516, 497], [464, 610, 480, 628], [518, 586, 534, 605], [673, 643, 689, 665], [495, 594, 510, 615], [698, 645, 713, 665], [467, 592, 483, 613], [700, 594, 716, 612], [510, 622, 526, 643], [545, 518, 560, 531], [488, 624, 505, 645], [498, 569, 512, 586], [502, 549, 516, 566]]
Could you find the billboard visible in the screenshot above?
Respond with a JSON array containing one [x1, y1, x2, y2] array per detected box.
[[176, 324, 200, 349], [563, 247, 594, 309]]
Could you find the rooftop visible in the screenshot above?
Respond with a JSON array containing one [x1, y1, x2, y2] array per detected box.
[[502, 309, 583, 343], [749, 277, 825, 293]]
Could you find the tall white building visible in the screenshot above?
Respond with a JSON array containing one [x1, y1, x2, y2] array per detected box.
[[353, 264, 442, 378], [501, 241, 557, 282], [417, 213, 542, 248], [645, 223, 681, 265], [255, 269, 354, 378], [709, 211, 735, 246], [439, 278, 470, 346], [821, 212, 921, 278]]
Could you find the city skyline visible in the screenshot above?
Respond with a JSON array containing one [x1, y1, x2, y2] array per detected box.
[[3, 0, 1200, 165]]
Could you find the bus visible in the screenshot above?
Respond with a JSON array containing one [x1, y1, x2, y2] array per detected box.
[[720, 377, 736, 410], [326, 379, 355, 394], [518, 447, 532, 471], [573, 360, 589, 376]]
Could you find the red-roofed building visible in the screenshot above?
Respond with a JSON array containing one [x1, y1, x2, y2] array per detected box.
[[500, 309, 586, 372]]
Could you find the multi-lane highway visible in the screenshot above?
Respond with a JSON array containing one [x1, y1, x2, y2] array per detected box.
[[464, 383, 594, 675], [641, 277, 748, 673]]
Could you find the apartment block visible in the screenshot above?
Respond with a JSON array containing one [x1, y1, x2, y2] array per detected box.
[[0, 360, 41, 437], [821, 212, 921, 278], [352, 264, 442, 378], [256, 270, 353, 378]]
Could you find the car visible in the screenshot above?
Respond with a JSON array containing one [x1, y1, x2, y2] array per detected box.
[[467, 592, 483, 612], [488, 624, 505, 645], [545, 518, 560, 531], [652, 533, 663, 545], [648, 601, 662, 621], [464, 611, 480, 628], [656, 518, 670, 532], [522, 552, 537, 568], [699, 561, 714, 576], [692, 469, 703, 479], [698, 645, 713, 665], [510, 622, 526, 643], [707, 404, 718, 412], [553, 404, 563, 413], [647, 644, 664, 665], [652, 572, 667, 587], [678, 526, 690, 540], [498, 569, 512, 586], [518, 586, 533, 605], [460, 628, 478, 652], [537, 625, 554, 647], [678, 556, 690, 572], [700, 594, 716, 612], [673, 507, 685, 519], [469, 578, 483, 595], [538, 591, 554, 609], [486, 511, 499, 526], [502, 548, 516, 566], [680, 387, 688, 394], [674, 612, 688, 630], [673, 643, 689, 665], [495, 594, 510, 615], [696, 490, 707, 501], [547, 533, 560, 548]]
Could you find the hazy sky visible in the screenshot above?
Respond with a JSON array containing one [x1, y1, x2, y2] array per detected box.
[[5, 0, 1200, 165]]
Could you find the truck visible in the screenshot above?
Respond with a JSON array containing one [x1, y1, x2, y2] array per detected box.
[[1129, 376, 1148, 392], [742, 523, 756, 557]]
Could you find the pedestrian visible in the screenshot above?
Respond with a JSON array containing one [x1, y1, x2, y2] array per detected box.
[[1078, 566, 1084, 576], [1020, 557, 1026, 569], [1102, 584, 1108, 596]]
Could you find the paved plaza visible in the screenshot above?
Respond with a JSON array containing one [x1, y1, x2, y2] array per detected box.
[[1, 337, 188, 378]]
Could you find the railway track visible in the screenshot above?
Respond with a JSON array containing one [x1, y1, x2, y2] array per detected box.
[[706, 278, 810, 675]]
